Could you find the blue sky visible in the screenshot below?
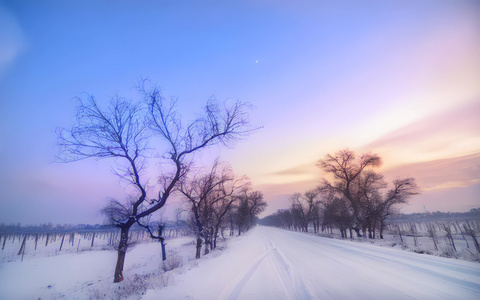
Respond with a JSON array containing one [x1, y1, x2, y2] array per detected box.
[[1, 0, 479, 225]]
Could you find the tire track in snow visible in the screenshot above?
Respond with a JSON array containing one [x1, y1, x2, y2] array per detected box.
[[217, 247, 273, 300], [269, 247, 311, 300], [219, 234, 310, 300]]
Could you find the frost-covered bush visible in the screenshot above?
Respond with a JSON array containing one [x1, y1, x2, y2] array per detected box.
[[440, 246, 458, 259], [114, 274, 152, 299], [161, 254, 182, 272], [458, 249, 480, 262], [157, 273, 173, 288]]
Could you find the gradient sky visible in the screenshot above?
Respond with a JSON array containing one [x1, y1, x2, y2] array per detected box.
[[1, 0, 479, 225]]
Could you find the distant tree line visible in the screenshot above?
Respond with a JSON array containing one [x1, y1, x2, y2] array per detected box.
[[260, 149, 419, 239]]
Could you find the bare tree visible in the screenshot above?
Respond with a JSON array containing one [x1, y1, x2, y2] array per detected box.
[[279, 209, 294, 230], [318, 149, 382, 236], [464, 223, 480, 253], [180, 160, 246, 258], [375, 177, 419, 239], [321, 196, 353, 238], [211, 171, 247, 249], [260, 209, 295, 230], [57, 82, 253, 282], [318, 149, 419, 239], [289, 189, 320, 232], [410, 223, 419, 247], [57, 95, 151, 282], [427, 224, 439, 250], [443, 223, 456, 252], [235, 189, 267, 235]]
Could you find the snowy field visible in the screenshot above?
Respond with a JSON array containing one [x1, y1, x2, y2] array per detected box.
[[0, 235, 197, 299], [309, 226, 480, 262], [1, 226, 480, 299]]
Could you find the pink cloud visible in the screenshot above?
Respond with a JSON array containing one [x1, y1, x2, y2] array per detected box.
[[366, 100, 480, 153], [383, 152, 480, 191]]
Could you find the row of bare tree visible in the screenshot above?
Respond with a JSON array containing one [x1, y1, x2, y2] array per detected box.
[[261, 149, 419, 239], [57, 80, 257, 282], [179, 160, 266, 258]]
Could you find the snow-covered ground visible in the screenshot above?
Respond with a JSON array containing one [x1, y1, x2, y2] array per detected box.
[[312, 227, 479, 262], [146, 226, 480, 299], [1, 226, 479, 299], [0, 236, 196, 299]]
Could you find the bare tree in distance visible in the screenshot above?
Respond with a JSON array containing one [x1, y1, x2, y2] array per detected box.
[[210, 168, 247, 249], [321, 195, 354, 238], [318, 149, 419, 238], [260, 209, 294, 230], [375, 177, 419, 238], [235, 189, 267, 235], [289, 188, 320, 232], [57, 81, 254, 282]]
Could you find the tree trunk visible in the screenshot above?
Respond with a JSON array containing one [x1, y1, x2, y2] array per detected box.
[[354, 228, 361, 237], [410, 224, 418, 247], [113, 227, 129, 283], [195, 237, 202, 259], [213, 227, 219, 249], [379, 221, 385, 239], [160, 240, 166, 261], [204, 237, 210, 255]]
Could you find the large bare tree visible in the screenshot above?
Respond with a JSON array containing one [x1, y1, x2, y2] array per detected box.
[[318, 149, 418, 238], [57, 82, 253, 282]]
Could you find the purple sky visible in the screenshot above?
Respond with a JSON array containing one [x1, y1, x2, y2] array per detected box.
[[0, 0, 479, 225]]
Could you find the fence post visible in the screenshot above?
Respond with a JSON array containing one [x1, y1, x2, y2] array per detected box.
[[18, 234, 27, 255], [91, 232, 95, 247], [2, 235, 7, 250], [59, 234, 65, 251], [35, 233, 39, 250]]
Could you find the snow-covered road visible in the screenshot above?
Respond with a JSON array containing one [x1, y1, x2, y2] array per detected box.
[[148, 226, 480, 299]]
